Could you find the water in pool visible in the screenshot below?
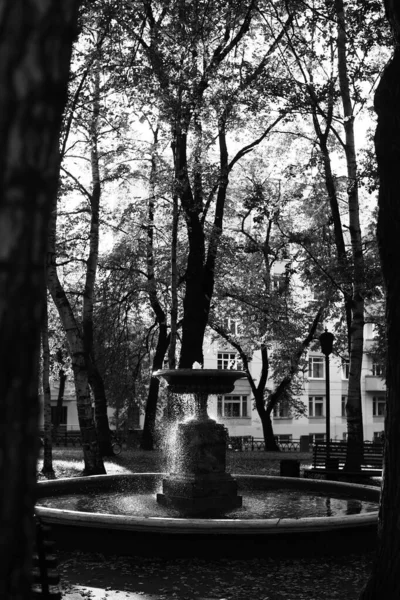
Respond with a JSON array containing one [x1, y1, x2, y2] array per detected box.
[[37, 488, 377, 519]]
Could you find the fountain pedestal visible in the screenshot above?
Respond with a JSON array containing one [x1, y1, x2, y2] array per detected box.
[[157, 419, 242, 513], [154, 370, 246, 515]]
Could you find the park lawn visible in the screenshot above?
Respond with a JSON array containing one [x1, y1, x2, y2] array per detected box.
[[37, 447, 313, 479], [37, 447, 167, 480]]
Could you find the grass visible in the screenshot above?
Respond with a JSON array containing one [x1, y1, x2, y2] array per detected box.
[[37, 447, 313, 479], [37, 447, 376, 599]]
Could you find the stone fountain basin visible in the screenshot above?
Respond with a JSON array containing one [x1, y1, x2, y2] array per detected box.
[[35, 473, 380, 557], [153, 368, 247, 394]]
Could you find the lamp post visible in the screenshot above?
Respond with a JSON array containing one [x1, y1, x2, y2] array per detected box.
[[319, 329, 334, 462]]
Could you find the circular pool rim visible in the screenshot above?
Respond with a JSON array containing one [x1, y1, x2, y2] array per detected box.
[[35, 472, 380, 536]]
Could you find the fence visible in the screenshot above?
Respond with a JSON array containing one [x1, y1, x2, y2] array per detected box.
[[39, 427, 141, 448], [228, 436, 302, 452], [40, 430, 303, 452]]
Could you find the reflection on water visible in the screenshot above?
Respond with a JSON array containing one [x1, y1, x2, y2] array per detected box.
[[38, 488, 377, 520]]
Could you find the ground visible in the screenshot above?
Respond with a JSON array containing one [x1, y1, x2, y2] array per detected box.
[[59, 550, 374, 600], [37, 448, 380, 600]]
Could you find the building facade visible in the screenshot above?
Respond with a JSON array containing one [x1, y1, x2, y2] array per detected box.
[[203, 321, 385, 444], [40, 323, 385, 444]]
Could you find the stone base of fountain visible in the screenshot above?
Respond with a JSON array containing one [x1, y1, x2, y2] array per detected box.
[[157, 472, 242, 514], [157, 419, 242, 514]]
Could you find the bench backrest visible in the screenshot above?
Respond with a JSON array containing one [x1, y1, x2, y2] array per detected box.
[[312, 441, 383, 468]]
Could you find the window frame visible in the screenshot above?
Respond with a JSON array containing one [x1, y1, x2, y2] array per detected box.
[[217, 395, 248, 418], [372, 396, 386, 417], [223, 318, 240, 336], [341, 395, 347, 418], [217, 351, 243, 371], [273, 401, 292, 419], [272, 273, 289, 294], [308, 356, 325, 379], [308, 395, 325, 418], [373, 431, 384, 442], [341, 360, 349, 380], [372, 362, 385, 378]]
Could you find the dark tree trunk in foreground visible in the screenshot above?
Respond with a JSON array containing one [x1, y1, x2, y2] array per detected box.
[[360, 3, 400, 597], [0, 2, 81, 597], [41, 296, 55, 478]]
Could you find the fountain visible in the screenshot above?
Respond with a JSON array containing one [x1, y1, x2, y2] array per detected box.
[[154, 368, 245, 514], [35, 367, 380, 557]]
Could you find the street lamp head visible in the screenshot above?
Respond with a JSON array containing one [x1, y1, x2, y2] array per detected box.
[[319, 329, 334, 356]]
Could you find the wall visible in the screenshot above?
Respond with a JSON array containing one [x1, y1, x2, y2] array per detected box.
[[206, 325, 385, 442]]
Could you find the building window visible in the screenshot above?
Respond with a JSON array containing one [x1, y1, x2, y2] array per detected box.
[[309, 396, 324, 417], [308, 356, 325, 379], [217, 395, 248, 418], [372, 362, 385, 378], [273, 401, 291, 418], [373, 396, 386, 417], [223, 318, 240, 335], [217, 352, 242, 370], [272, 274, 288, 293], [51, 406, 67, 425], [309, 433, 326, 444], [342, 360, 349, 380], [341, 396, 347, 417]]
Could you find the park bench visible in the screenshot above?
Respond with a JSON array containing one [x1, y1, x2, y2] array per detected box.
[[304, 441, 383, 478]]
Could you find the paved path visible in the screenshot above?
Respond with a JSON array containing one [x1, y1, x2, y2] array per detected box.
[[58, 553, 222, 600], [62, 585, 163, 599], [62, 584, 218, 600]]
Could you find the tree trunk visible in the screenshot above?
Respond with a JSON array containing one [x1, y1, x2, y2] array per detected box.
[[168, 192, 179, 369], [344, 291, 365, 471], [41, 294, 55, 478], [319, 139, 353, 346], [178, 216, 208, 366], [0, 2, 81, 596], [87, 357, 114, 456], [141, 323, 169, 450], [141, 146, 170, 450], [294, 6, 365, 468], [261, 405, 281, 452], [177, 121, 230, 367], [360, 4, 400, 595], [334, 0, 365, 470], [313, 99, 364, 467], [47, 204, 105, 475], [54, 368, 67, 431], [83, 55, 113, 457]]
